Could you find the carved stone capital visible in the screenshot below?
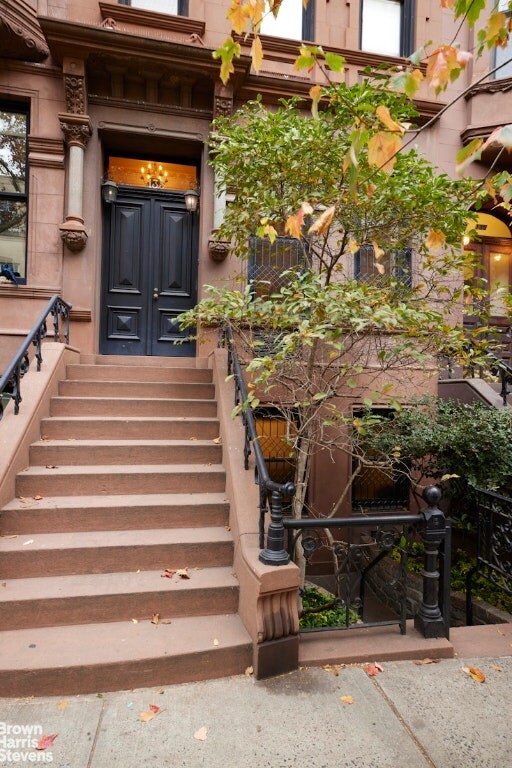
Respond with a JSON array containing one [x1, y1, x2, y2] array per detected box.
[[58, 113, 92, 149], [256, 589, 299, 643], [60, 220, 88, 253], [214, 95, 233, 119]]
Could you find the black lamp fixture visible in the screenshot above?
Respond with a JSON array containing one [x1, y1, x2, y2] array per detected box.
[[184, 188, 199, 213], [101, 178, 118, 204]]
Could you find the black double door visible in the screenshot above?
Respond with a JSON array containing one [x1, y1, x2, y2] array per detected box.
[[100, 188, 197, 356]]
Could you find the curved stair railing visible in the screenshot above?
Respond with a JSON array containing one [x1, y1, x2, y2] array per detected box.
[[0, 296, 71, 421], [222, 323, 451, 639]]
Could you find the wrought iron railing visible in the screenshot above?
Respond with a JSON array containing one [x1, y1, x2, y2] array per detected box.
[[0, 296, 71, 421], [286, 486, 451, 638], [223, 325, 451, 638], [467, 487, 512, 625], [224, 324, 295, 566]]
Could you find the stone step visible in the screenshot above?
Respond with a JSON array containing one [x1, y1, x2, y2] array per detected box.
[[67, 363, 213, 382], [81, 354, 209, 369], [0, 526, 233, 578], [0, 566, 239, 629], [39, 416, 220, 440], [16, 463, 226, 497], [1, 492, 229, 534], [29, 439, 222, 466], [58, 379, 215, 399], [50, 396, 217, 417], [0, 614, 252, 696]]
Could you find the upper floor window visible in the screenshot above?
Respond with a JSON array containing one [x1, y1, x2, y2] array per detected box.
[[494, 0, 512, 79], [248, 235, 305, 298], [354, 244, 412, 289], [360, 0, 414, 57], [0, 104, 28, 284], [118, 0, 188, 15], [260, 0, 315, 42]]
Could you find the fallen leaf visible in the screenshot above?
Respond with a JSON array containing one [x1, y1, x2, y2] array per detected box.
[[213, 638, 219, 646], [149, 704, 160, 713], [496, 628, 505, 636], [194, 726, 208, 741], [245, 666, 254, 677], [56, 700, 69, 710], [22, 540, 34, 546], [414, 658, 441, 665], [213, 437, 222, 444], [0, 534, 18, 538], [322, 664, 342, 676], [161, 619, 172, 625], [18, 497, 29, 504], [33, 495, 43, 500], [340, 695, 354, 705], [151, 613, 160, 625], [45, 465, 58, 469], [463, 666, 486, 683], [96, 693, 104, 698], [161, 569, 175, 578], [139, 711, 156, 722], [36, 734, 58, 750], [176, 568, 190, 579], [491, 664, 503, 672], [131, 619, 138, 624], [365, 664, 382, 677]]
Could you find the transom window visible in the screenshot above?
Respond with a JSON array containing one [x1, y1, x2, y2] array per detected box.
[[0, 104, 28, 283], [360, 0, 414, 57], [260, 0, 315, 42]]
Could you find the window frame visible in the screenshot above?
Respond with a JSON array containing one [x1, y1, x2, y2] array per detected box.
[[354, 244, 412, 290], [260, 0, 316, 42], [248, 234, 308, 299], [0, 101, 29, 285], [493, 1, 512, 80], [118, 0, 189, 16], [359, 0, 415, 58]]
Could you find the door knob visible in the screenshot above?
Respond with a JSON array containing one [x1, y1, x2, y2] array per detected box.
[[153, 288, 159, 300]]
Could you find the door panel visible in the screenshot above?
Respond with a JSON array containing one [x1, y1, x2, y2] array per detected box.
[[101, 188, 197, 356]]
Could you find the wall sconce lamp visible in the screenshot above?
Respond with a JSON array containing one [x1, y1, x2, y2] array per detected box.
[[101, 178, 118, 204], [184, 188, 199, 213]]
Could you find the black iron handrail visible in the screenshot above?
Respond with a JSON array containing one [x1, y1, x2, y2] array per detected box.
[[284, 486, 451, 639], [223, 324, 295, 565], [0, 295, 72, 421]]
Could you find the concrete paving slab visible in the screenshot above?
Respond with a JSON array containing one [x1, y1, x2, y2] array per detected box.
[[88, 668, 432, 768], [374, 656, 512, 768], [0, 695, 103, 768]]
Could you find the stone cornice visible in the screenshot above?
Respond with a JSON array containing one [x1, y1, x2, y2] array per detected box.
[[234, 33, 427, 74], [465, 76, 512, 99], [0, 286, 61, 299], [38, 15, 249, 82], [91, 95, 212, 122], [99, 2, 205, 37], [0, 0, 49, 62]]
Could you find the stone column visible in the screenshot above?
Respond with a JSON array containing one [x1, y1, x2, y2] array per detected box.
[[58, 59, 92, 253]]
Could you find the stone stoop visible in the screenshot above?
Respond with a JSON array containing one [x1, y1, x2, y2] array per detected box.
[[0, 356, 252, 697]]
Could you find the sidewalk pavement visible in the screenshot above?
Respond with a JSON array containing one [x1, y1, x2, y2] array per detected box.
[[1, 652, 511, 768]]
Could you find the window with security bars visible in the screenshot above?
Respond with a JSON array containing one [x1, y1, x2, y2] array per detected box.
[[256, 409, 297, 515], [352, 409, 410, 510], [118, 0, 188, 15], [248, 235, 305, 298], [354, 244, 412, 289]]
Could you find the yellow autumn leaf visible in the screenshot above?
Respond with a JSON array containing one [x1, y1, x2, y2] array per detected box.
[[367, 132, 402, 174], [375, 105, 405, 135], [463, 666, 486, 683], [251, 34, 263, 73], [348, 239, 359, 254], [227, 0, 250, 35], [372, 240, 385, 260], [308, 205, 335, 235], [340, 695, 354, 704], [139, 711, 156, 722], [309, 84, 322, 120], [486, 12, 507, 42], [425, 229, 446, 253]]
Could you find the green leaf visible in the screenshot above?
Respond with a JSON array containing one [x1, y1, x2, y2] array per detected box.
[[324, 52, 345, 73]]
